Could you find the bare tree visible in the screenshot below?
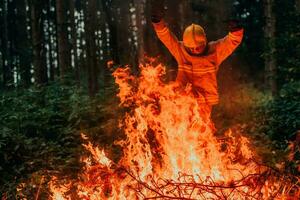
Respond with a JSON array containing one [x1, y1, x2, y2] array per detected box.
[[1, 0, 13, 88], [56, 0, 71, 80], [30, 0, 48, 85], [263, 0, 277, 96], [111, 0, 130, 64], [0, 1, 3, 88], [296, 0, 300, 12], [78, 8, 86, 79], [69, 0, 80, 85], [45, 0, 56, 81], [101, 0, 120, 64], [134, 0, 146, 64], [85, 0, 99, 97], [15, 0, 31, 87]]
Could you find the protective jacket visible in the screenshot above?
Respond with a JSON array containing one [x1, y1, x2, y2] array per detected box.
[[153, 20, 244, 105]]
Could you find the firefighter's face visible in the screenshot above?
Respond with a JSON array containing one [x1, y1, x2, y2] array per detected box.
[[185, 43, 206, 55]]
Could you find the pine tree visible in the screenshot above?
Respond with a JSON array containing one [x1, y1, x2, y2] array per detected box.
[[101, 0, 120, 64], [56, 0, 71, 80], [69, 0, 80, 85], [85, 0, 99, 96], [15, 0, 31, 87], [264, 0, 277, 96], [30, 0, 48, 85], [1, 0, 14, 88]]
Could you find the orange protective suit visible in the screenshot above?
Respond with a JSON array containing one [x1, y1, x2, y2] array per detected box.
[[153, 20, 244, 108]]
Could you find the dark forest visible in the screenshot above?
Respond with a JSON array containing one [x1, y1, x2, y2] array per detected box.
[[0, 0, 299, 199]]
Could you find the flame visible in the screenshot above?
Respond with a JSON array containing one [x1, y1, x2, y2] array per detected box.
[[49, 62, 299, 199], [49, 178, 70, 200], [82, 142, 112, 167]]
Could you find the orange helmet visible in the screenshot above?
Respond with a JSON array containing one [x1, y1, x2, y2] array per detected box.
[[183, 24, 207, 48]]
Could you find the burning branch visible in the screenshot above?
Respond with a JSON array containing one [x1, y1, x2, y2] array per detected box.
[[48, 64, 299, 200], [120, 164, 299, 200], [48, 137, 299, 200]]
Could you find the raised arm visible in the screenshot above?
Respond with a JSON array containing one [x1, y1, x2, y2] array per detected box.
[[152, 21, 182, 62], [215, 20, 244, 66], [151, 0, 182, 62]]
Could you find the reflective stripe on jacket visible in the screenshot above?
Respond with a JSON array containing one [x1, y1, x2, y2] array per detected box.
[[153, 20, 244, 105]]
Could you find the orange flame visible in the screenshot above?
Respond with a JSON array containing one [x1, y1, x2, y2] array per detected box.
[[49, 62, 299, 199]]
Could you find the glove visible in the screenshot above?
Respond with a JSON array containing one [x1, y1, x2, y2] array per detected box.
[[228, 19, 243, 33], [151, 0, 165, 23]]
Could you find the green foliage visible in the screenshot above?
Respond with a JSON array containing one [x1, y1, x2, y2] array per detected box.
[[0, 82, 121, 197], [253, 81, 300, 146], [245, 81, 300, 173], [275, 1, 300, 86], [213, 83, 268, 133], [0, 84, 78, 196], [214, 82, 299, 169]]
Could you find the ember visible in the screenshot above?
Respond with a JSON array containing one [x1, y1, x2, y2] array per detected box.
[[49, 63, 299, 200]]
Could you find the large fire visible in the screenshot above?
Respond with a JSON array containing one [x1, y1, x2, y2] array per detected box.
[[48, 62, 299, 199]]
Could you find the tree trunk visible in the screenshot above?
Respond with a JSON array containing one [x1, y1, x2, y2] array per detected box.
[[143, 0, 156, 56], [78, 10, 86, 78], [128, 0, 139, 70], [263, 0, 277, 96], [296, 0, 300, 12], [46, 0, 55, 81], [56, 0, 71, 80], [111, 0, 129, 64], [101, 0, 120, 64], [0, 0, 6, 88], [0, 0, 3, 88], [30, 0, 48, 85], [134, 0, 146, 65], [69, 0, 80, 85], [96, 4, 109, 88], [15, 0, 31, 87], [85, 0, 99, 97], [8, 0, 18, 86], [1, 0, 13, 88], [178, 1, 190, 32]]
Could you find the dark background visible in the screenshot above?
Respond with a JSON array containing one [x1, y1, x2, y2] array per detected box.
[[0, 0, 299, 198]]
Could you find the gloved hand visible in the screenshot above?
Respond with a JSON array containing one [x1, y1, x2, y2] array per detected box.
[[151, 0, 165, 23], [228, 19, 243, 33]]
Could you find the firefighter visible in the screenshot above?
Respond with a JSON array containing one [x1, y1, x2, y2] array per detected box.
[[151, 0, 244, 124]]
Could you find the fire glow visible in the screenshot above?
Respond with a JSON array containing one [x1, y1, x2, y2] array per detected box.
[[49, 63, 299, 199]]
